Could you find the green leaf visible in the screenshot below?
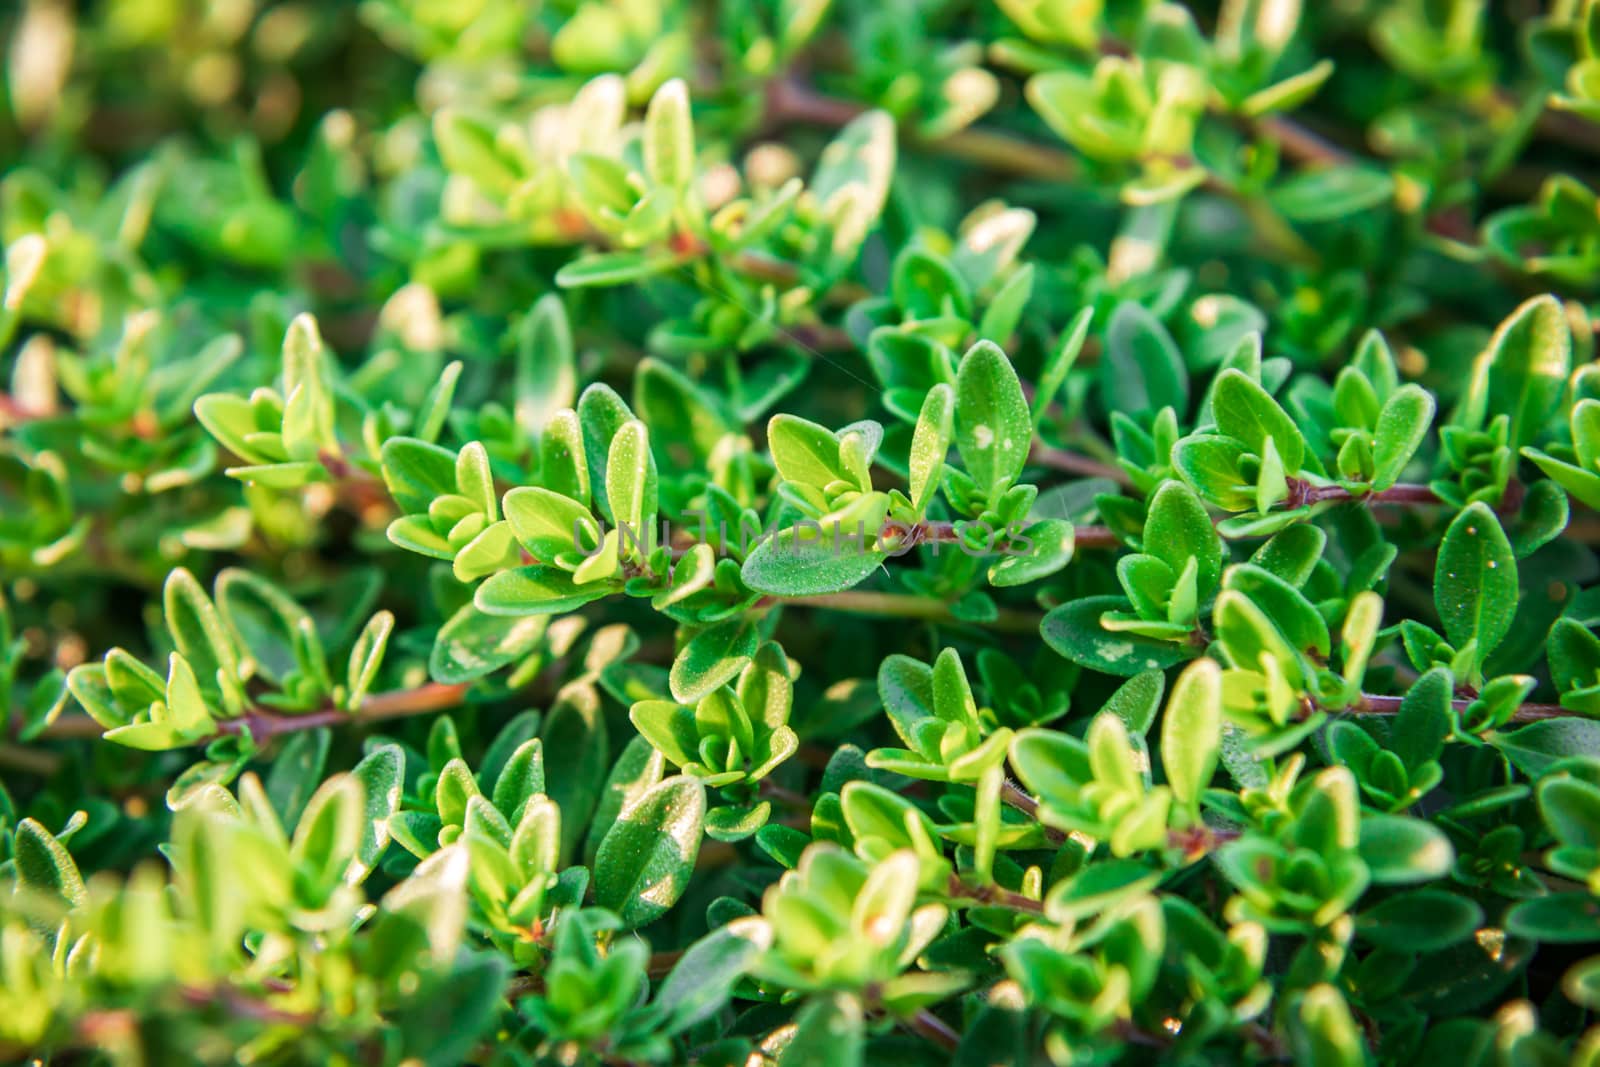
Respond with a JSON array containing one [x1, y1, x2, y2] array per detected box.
[[1103, 669, 1166, 736], [584, 735, 667, 866], [606, 419, 655, 538], [634, 358, 730, 462], [503, 486, 600, 560], [413, 362, 462, 444], [345, 611, 393, 710], [290, 775, 363, 894], [954, 340, 1031, 506], [267, 729, 331, 828], [593, 775, 706, 929], [780, 994, 864, 1067], [1043, 857, 1163, 920], [1494, 718, 1600, 777], [280, 313, 339, 462], [893, 248, 972, 321], [909, 383, 954, 513], [1223, 563, 1330, 660], [14, 818, 87, 908], [433, 109, 522, 192], [349, 745, 404, 881], [381, 437, 458, 514], [1371, 385, 1435, 490], [1462, 294, 1571, 450], [387, 515, 452, 559], [644, 78, 694, 189], [1356, 889, 1482, 953], [542, 409, 590, 506], [214, 568, 315, 687], [1102, 302, 1188, 418], [474, 566, 610, 617], [1212, 369, 1306, 474], [1171, 434, 1255, 511], [809, 111, 896, 257], [1434, 502, 1517, 665], [1390, 667, 1452, 771], [430, 604, 547, 684], [1041, 596, 1198, 676], [453, 442, 496, 518], [1358, 815, 1454, 884], [1241, 58, 1334, 116], [452, 521, 518, 583], [1032, 306, 1092, 428], [515, 294, 577, 436], [769, 413, 846, 490], [741, 528, 884, 596], [1160, 657, 1221, 810], [1551, 617, 1600, 709], [670, 621, 759, 703], [164, 568, 242, 711], [977, 262, 1034, 345], [705, 801, 772, 841], [434, 759, 480, 827], [1293, 985, 1365, 1067], [539, 692, 609, 864], [988, 519, 1074, 587], [649, 921, 770, 1034], [1250, 525, 1326, 587], [1540, 776, 1600, 848], [391, 950, 508, 1065], [555, 251, 679, 288], [479, 711, 542, 795], [1270, 166, 1394, 221], [1508, 478, 1569, 558], [1505, 894, 1600, 943], [1143, 480, 1223, 599]]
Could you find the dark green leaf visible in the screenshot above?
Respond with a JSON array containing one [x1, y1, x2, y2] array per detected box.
[[593, 775, 706, 929]]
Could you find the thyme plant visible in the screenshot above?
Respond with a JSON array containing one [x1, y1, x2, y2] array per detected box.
[[6, 0, 1600, 1064]]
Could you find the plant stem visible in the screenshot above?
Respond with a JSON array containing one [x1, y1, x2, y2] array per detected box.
[[766, 78, 1077, 182], [999, 779, 1041, 819], [885, 518, 1120, 551], [220, 683, 471, 740], [1291, 479, 1445, 507], [774, 591, 1042, 633], [1353, 692, 1571, 724], [900, 1007, 962, 1052], [1028, 440, 1132, 485], [39, 681, 470, 744], [1000, 780, 1068, 846], [0, 741, 62, 775], [1074, 525, 1121, 549], [647, 949, 685, 978], [1252, 113, 1352, 167], [948, 874, 1046, 914]]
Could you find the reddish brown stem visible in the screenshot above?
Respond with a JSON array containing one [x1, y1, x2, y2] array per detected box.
[[1354, 693, 1571, 724], [999, 779, 1041, 820], [999, 779, 1070, 847], [38, 682, 469, 744], [218, 682, 470, 740], [770, 591, 1043, 634], [1294, 480, 1445, 507], [1073, 525, 1121, 549], [766, 78, 1077, 182], [1028, 441, 1132, 486], [1253, 114, 1352, 168], [900, 1007, 962, 1052], [0, 742, 62, 775], [949, 874, 1046, 915]]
